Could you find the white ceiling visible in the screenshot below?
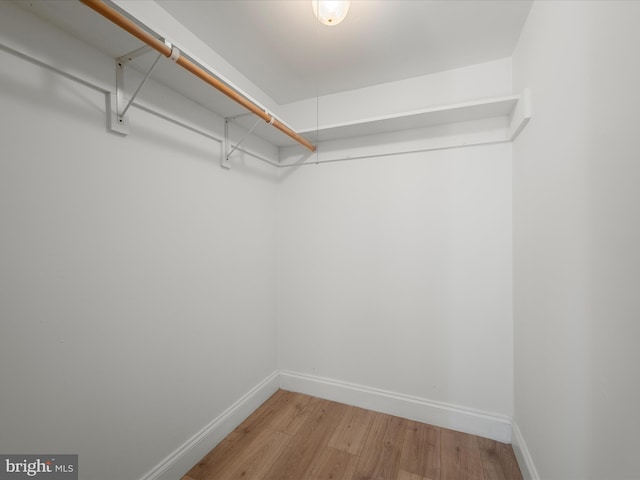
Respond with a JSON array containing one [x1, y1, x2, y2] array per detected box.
[[156, 0, 533, 105]]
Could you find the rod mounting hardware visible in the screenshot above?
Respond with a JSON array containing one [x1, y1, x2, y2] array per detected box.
[[168, 43, 181, 62]]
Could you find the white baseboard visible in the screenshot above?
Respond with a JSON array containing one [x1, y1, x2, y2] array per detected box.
[[511, 421, 540, 480], [279, 370, 512, 443], [139, 370, 280, 480]]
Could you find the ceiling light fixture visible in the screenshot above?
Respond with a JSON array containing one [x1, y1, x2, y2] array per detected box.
[[312, 0, 350, 26]]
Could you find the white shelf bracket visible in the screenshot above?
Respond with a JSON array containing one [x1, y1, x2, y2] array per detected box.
[[109, 41, 181, 136], [222, 114, 263, 170]]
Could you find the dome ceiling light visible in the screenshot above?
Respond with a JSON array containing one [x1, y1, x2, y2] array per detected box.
[[311, 0, 350, 26]]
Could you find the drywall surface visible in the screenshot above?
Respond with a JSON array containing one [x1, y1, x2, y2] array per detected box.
[[512, 1, 640, 478], [0, 3, 279, 479], [278, 142, 514, 418]]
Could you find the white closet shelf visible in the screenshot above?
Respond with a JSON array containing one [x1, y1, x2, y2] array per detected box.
[[299, 94, 521, 143], [276, 89, 532, 166], [241, 90, 531, 150]]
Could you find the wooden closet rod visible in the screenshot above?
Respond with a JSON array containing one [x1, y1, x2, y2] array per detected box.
[[80, 0, 316, 152]]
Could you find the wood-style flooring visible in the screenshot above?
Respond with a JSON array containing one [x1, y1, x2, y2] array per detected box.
[[181, 390, 523, 480]]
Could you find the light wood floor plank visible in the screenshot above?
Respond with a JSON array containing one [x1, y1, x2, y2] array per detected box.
[[352, 412, 408, 480], [476, 437, 523, 480], [215, 429, 291, 480], [262, 398, 348, 480], [399, 420, 441, 479], [328, 405, 375, 456], [303, 445, 358, 480], [397, 470, 427, 480], [441, 429, 485, 480], [267, 390, 315, 435]]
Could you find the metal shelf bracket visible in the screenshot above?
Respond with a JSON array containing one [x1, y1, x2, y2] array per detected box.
[[222, 113, 263, 170], [109, 41, 180, 135]]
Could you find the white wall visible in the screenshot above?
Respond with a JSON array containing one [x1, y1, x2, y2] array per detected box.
[[512, 2, 640, 479], [0, 3, 279, 480], [277, 141, 514, 419], [277, 48, 515, 431], [1, 1, 522, 478]]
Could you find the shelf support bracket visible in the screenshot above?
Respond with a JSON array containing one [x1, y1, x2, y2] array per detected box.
[[119, 52, 162, 118], [222, 115, 263, 170], [109, 41, 180, 136]]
